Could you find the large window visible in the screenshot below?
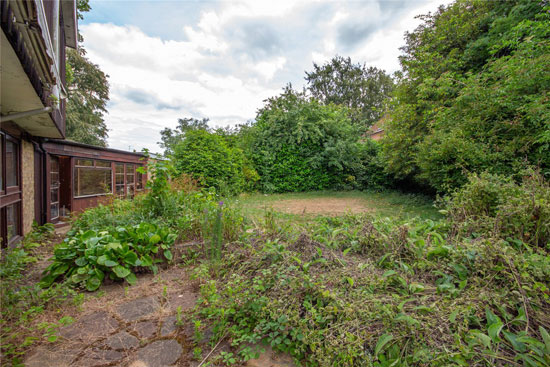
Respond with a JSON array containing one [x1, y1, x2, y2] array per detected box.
[[1, 133, 22, 247], [115, 163, 125, 197], [126, 164, 135, 198], [74, 159, 112, 197], [50, 156, 60, 219]]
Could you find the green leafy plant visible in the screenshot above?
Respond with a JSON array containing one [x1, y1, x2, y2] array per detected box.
[[40, 222, 176, 291]]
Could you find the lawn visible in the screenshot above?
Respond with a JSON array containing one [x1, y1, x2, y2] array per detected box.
[[235, 190, 441, 222]]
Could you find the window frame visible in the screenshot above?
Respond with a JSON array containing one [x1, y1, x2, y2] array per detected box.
[[73, 159, 113, 198], [0, 132, 22, 247]]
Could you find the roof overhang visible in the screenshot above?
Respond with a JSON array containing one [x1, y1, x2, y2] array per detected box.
[[61, 0, 78, 49], [1, 29, 63, 138]]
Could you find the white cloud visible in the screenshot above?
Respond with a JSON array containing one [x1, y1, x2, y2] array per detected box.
[[80, 0, 453, 153]]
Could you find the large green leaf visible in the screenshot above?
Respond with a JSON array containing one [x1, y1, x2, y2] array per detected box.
[[113, 265, 131, 278], [86, 276, 102, 291], [164, 250, 173, 261], [149, 234, 161, 245], [125, 272, 137, 286]]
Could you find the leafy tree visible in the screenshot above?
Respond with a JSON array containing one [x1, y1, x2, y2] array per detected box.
[[172, 129, 246, 194], [383, 0, 549, 192], [251, 86, 364, 192], [65, 50, 109, 147], [159, 117, 209, 155], [64, 0, 110, 147], [305, 56, 393, 127]]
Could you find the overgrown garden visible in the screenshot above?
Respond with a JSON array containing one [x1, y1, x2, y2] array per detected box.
[[1, 0, 549, 366]]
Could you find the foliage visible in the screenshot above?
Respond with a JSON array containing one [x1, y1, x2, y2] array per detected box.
[[305, 56, 394, 127], [65, 47, 109, 148], [172, 129, 247, 195], [1, 225, 80, 366], [41, 223, 176, 291], [383, 0, 550, 192], [444, 169, 550, 247], [354, 139, 394, 191], [251, 86, 364, 193], [192, 204, 550, 366], [159, 117, 210, 156]]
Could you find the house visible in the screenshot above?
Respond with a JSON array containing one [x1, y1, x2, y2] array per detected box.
[[1, 0, 146, 246], [368, 117, 386, 141]]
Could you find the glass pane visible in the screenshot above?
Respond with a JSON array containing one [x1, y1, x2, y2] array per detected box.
[[6, 140, 18, 187], [126, 184, 134, 198], [96, 160, 111, 168], [126, 164, 135, 184], [51, 187, 59, 203], [51, 156, 59, 172], [76, 159, 93, 166], [116, 163, 124, 174], [136, 171, 143, 190], [116, 184, 124, 196], [6, 203, 20, 242], [116, 174, 124, 185], [74, 167, 112, 196], [50, 203, 59, 219]]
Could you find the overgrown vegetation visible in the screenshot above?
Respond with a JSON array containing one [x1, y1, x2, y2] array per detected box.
[[190, 170, 550, 366], [383, 0, 550, 192]]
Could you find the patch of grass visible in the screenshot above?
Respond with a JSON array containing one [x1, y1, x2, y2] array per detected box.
[[236, 190, 440, 222]]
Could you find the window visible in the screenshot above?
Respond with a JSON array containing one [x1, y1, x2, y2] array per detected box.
[[136, 168, 144, 191], [6, 140, 18, 187], [115, 163, 124, 197], [126, 164, 135, 198], [50, 156, 60, 219], [1, 133, 22, 247], [74, 159, 112, 197]]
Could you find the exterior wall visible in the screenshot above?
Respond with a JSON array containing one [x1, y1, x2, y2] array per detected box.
[[21, 139, 35, 234], [370, 131, 384, 141]]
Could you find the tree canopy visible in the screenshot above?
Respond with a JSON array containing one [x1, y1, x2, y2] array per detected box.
[[305, 56, 393, 127], [382, 0, 550, 192], [159, 117, 210, 156], [64, 0, 110, 147]]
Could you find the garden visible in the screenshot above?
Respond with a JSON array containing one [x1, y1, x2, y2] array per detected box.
[[1, 0, 550, 366]]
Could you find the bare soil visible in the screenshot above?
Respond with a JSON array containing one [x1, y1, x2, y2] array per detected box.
[[268, 197, 371, 215]]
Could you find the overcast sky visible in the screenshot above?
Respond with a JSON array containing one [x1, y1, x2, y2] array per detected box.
[[80, 0, 451, 153]]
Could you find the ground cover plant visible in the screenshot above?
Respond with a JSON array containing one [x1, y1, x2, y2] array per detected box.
[[0, 224, 82, 366], [188, 170, 550, 366]]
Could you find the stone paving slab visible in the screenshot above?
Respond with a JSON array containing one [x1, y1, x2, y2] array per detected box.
[[160, 315, 178, 336], [116, 296, 160, 322], [133, 320, 158, 339], [24, 347, 75, 367], [58, 311, 119, 342], [77, 347, 125, 367], [104, 331, 140, 350], [133, 339, 183, 367]]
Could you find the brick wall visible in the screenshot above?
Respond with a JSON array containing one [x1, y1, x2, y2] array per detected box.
[[21, 139, 35, 234]]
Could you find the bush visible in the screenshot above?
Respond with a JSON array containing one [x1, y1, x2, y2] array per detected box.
[[172, 129, 246, 195], [445, 169, 550, 246], [354, 139, 394, 191], [41, 223, 176, 291], [251, 87, 363, 193]]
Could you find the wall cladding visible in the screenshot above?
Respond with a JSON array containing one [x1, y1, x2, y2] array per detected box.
[[21, 139, 35, 234]]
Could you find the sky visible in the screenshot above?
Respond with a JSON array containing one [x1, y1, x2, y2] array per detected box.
[[80, 0, 452, 153]]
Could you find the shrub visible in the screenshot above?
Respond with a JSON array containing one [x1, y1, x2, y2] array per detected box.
[[41, 222, 176, 291], [445, 169, 550, 246], [251, 87, 363, 193], [172, 129, 246, 195]]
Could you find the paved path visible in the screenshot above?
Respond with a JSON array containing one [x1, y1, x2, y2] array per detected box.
[[24, 265, 295, 367], [25, 267, 197, 367]]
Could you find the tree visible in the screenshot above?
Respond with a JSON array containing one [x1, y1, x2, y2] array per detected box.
[[158, 117, 209, 156], [64, 0, 110, 147], [171, 129, 245, 194], [382, 0, 549, 192], [251, 86, 364, 192], [304, 56, 393, 127], [65, 50, 109, 147]]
